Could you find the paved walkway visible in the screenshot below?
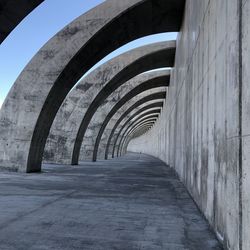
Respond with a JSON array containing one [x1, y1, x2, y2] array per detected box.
[[0, 153, 222, 250]]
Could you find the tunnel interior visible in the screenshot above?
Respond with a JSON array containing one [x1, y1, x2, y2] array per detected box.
[[0, 0, 249, 249]]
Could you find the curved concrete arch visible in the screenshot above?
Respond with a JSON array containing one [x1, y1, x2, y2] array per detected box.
[[105, 98, 163, 159], [0, 0, 44, 43], [80, 88, 165, 161], [120, 122, 156, 156], [117, 118, 157, 157], [108, 105, 162, 159], [133, 126, 151, 138], [0, 0, 184, 172], [120, 121, 156, 156], [128, 124, 153, 141], [121, 116, 158, 144], [122, 124, 154, 155], [129, 123, 154, 139], [105, 102, 163, 159], [72, 42, 175, 165], [118, 110, 161, 138], [78, 70, 169, 162], [129, 115, 159, 129], [110, 92, 166, 158], [107, 109, 161, 158], [92, 74, 169, 161], [95, 110, 160, 161], [126, 121, 156, 143], [44, 48, 170, 165]]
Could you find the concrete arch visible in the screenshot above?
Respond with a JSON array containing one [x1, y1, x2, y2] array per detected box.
[[0, 0, 184, 172], [129, 115, 159, 128], [122, 124, 154, 155], [0, 0, 44, 43], [133, 126, 152, 138], [44, 46, 170, 165], [120, 122, 156, 156], [78, 70, 170, 162], [94, 110, 160, 161], [108, 109, 161, 158], [110, 92, 166, 158], [128, 123, 153, 141], [92, 74, 169, 161], [128, 123, 154, 140], [126, 121, 156, 143], [119, 121, 156, 156], [105, 102, 163, 159], [117, 118, 157, 157], [72, 41, 175, 164], [81, 87, 165, 161]]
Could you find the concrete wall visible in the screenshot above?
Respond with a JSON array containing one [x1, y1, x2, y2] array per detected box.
[[242, 0, 250, 249], [80, 86, 166, 161], [128, 1, 247, 249]]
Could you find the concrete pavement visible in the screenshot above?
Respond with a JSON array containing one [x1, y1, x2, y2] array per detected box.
[[0, 153, 222, 249]]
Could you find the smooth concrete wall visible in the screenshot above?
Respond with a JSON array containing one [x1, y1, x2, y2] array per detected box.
[[128, 1, 245, 249], [242, 0, 250, 249]]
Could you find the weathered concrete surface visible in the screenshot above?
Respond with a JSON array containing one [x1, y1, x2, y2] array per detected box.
[[43, 45, 171, 164], [123, 127, 153, 149], [108, 94, 166, 159], [0, 0, 44, 43], [242, 1, 250, 249], [106, 103, 162, 159], [0, 0, 184, 172], [92, 74, 169, 161], [0, 153, 222, 250], [106, 103, 163, 159], [119, 121, 157, 157], [44, 51, 170, 164], [72, 42, 175, 165], [123, 125, 155, 154], [118, 118, 158, 157], [82, 87, 165, 161], [121, 121, 158, 156], [129, 1, 241, 249], [107, 109, 161, 158]]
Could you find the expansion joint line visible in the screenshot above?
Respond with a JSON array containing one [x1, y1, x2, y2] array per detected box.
[[238, 0, 243, 249]]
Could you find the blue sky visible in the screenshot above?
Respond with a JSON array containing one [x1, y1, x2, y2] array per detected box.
[[0, 0, 177, 108]]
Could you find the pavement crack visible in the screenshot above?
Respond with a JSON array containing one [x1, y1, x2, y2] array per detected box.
[[0, 190, 77, 231]]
